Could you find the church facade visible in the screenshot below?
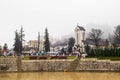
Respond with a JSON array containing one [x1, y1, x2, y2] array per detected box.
[[74, 25, 85, 52]]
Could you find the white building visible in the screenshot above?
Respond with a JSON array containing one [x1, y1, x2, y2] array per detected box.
[[74, 25, 85, 52]]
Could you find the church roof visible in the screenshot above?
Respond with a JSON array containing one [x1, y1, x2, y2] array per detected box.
[[76, 25, 85, 31]]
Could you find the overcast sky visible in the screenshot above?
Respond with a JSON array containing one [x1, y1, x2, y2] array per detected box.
[[0, 0, 120, 48]]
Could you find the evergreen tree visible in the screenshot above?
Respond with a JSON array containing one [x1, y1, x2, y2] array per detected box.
[[61, 48, 65, 55], [68, 37, 75, 53], [13, 31, 21, 56], [13, 30, 23, 71], [0, 45, 2, 50], [19, 26, 25, 53], [114, 25, 120, 46], [44, 28, 50, 52], [0, 45, 2, 53], [0, 45, 2, 49], [85, 43, 90, 54], [38, 32, 40, 52], [13, 26, 25, 55], [3, 43, 8, 52]]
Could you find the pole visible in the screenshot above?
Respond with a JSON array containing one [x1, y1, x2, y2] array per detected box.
[[38, 32, 40, 52]]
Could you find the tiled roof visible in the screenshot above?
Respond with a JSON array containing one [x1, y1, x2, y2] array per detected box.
[[77, 25, 85, 31]]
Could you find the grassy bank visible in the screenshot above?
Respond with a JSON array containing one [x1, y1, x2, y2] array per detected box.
[[86, 56, 120, 61]]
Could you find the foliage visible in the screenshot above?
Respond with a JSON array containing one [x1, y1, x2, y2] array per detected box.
[[13, 31, 21, 55], [68, 37, 75, 53], [88, 28, 103, 48], [22, 55, 76, 60], [0, 46, 2, 50], [85, 43, 90, 54], [86, 57, 120, 61], [19, 26, 25, 52], [114, 25, 120, 46], [105, 39, 109, 48], [44, 28, 50, 52], [3, 43, 8, 52], [0, 45, 2, 54], [38, 32, 40, 51], [22, 55, 29, 60], [61, 48, 65, 55], [13, 27, 25, 56], [87, 47, 120, 57], [67, 56, 76, 59]]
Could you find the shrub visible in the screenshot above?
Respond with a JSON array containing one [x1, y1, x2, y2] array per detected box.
[[87, 47, 120, 57], [50, 56, 58, 59], [29, 56, 37, 60], [39, 56, 47, 60]]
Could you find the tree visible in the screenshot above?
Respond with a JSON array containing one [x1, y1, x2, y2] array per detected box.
[[88, 28, 103, 48], [44, 28, 50, 52], [105, 39, 109, 48], [13, 26, 25, 71], [14, 31, 21, 71], [19, 26, 25, 53], [13, 31, 21, 56], [14, 26, 25, 55], [85, 43, 90, 54], [114, 25, 120, 46], [0, 45, 2, 54], [61, 48, 65, 55], [13, 30, 23, 71], [3, 43, 8, 52], [68, 37, 75, 53], [38, 32, 40, 52], [0, 45, 2, 50]]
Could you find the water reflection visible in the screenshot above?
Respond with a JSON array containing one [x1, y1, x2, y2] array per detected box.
[[0, 72, 120, 80]]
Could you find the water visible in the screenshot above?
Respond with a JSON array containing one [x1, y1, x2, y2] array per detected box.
[[0, 72, 120, 80]]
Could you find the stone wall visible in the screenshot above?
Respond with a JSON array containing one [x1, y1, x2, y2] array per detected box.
[[22, 60, 71, 71], [0, 58, 17, 71], [22, 59, 120, 72], [76, 59, 120, 71], [0, 58, 120, 72]]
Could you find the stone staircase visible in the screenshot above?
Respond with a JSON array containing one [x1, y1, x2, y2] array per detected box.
[[68, 56, 81, 71]]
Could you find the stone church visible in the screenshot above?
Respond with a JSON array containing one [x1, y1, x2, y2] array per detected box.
[[74, 25, 85, 53]]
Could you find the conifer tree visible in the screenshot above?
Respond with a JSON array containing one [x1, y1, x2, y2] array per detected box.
[[68, 37, 75, 53], [44, 28, 50, 52], [13, 31, 21, 56]]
